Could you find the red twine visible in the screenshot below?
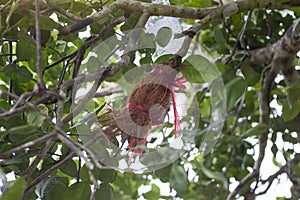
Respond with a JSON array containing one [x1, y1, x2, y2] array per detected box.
[[127, 103, 149, 115]]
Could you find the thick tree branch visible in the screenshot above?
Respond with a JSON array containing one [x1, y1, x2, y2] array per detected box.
[[58, 0, 300, 36], [227, 17, 300, 200]]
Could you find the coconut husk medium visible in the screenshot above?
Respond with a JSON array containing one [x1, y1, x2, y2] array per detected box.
[[98, 63, 180, 155]]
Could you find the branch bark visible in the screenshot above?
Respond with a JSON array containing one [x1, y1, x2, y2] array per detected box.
[[34, 0, 45, 89], [58, 0, 300, 36]]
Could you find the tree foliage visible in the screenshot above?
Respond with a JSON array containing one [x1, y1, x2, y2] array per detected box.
[[1, 0, 300, 199]]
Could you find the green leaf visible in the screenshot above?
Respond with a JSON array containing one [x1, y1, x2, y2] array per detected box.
[[0, 100, 11, 110], [156, 27, 172, 47], [137, 30, 156, 49], [181, 62, 205, 83], [169, 164, 189, 195], [225, 76, 246, 111], [154, 54, 173, 64], [79, 165, 90, 182], [154, 164, 172, 182], [95, 183, 114, 200], [35, 177, 69, 199], [27, 105, 48, 127], [69, 182, 91, 200], [282, 99, 300, 122], [39, 16, 59, 30], [59, 159, 78, 177], [4, 124, 38, 135], [16, 66, 33, 82], [200, 165, 228, 189], [287, 78, 300, 106], [213, 28, 230, 52], [182, 55, 220, 84], [98, 168, 117, 183], [241, 65, 259, 86], [16, 32, 36, 61], [243, 123, 269, 138], [1, 177, 27, 200], [143, 184, 161, 200]]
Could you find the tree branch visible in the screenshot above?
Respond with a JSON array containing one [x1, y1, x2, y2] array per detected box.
[[227, 19, 300, 200], [59, 0, 300, 37], [23, 137, 54, 180], [34, 0, 45, 89], [0, 132, 57, 159], [257, 156, 300, 196], [94, 86, 122, 97], [40, 6, 82, 21]]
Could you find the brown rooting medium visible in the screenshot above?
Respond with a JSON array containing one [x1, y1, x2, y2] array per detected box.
[[98, 63, 178, 145]]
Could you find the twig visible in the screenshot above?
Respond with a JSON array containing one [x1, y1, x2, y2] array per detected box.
[[56, 133, 94, 171], [225, 10, 252, 64], [8, 41, 13, 104], [0, 89, 53, 122], [12, 91, 36, 110], [35, 0, 45, 89], [23, 137, 54, 179], [72, 16, 125, 79], [41, 6, 82, 21], [62, 73, 103, 125], [0, 94, 51, 119], [94, 86, 122, 97], [257, 156, 300, 196], [0, 0, 12, 12], [0, 132, 57, 158], [24, 152, 75, 193], [43, 51, 78, 71]]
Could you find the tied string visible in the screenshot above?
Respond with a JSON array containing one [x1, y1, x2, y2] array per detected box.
[[153, 67, 187, 137], [126, 103, 148, 162], [126, 103, 149, 149], [127, 103, 149, 115]]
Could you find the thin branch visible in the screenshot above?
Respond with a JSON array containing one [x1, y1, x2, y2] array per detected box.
[[43, 51, 78, 71], [0, 89, 54, 122], [226, 52, 280, 200], [24, 137, 54, 179], [257, 156, 300, 196], [35, 0, 45, 89], [0, 132, 57, 159], [56, 133, 94, 171], [0, 0, 12, 12], [73, 16, 125, 78], [0, 94, 52, 119], [23, 130, 112, 194], [24, 152, 76, 193], [94, 86, 122, 97], [225, 10, 252, 64], [41, 6, 82, 21], [12, 91, 36, 110]]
